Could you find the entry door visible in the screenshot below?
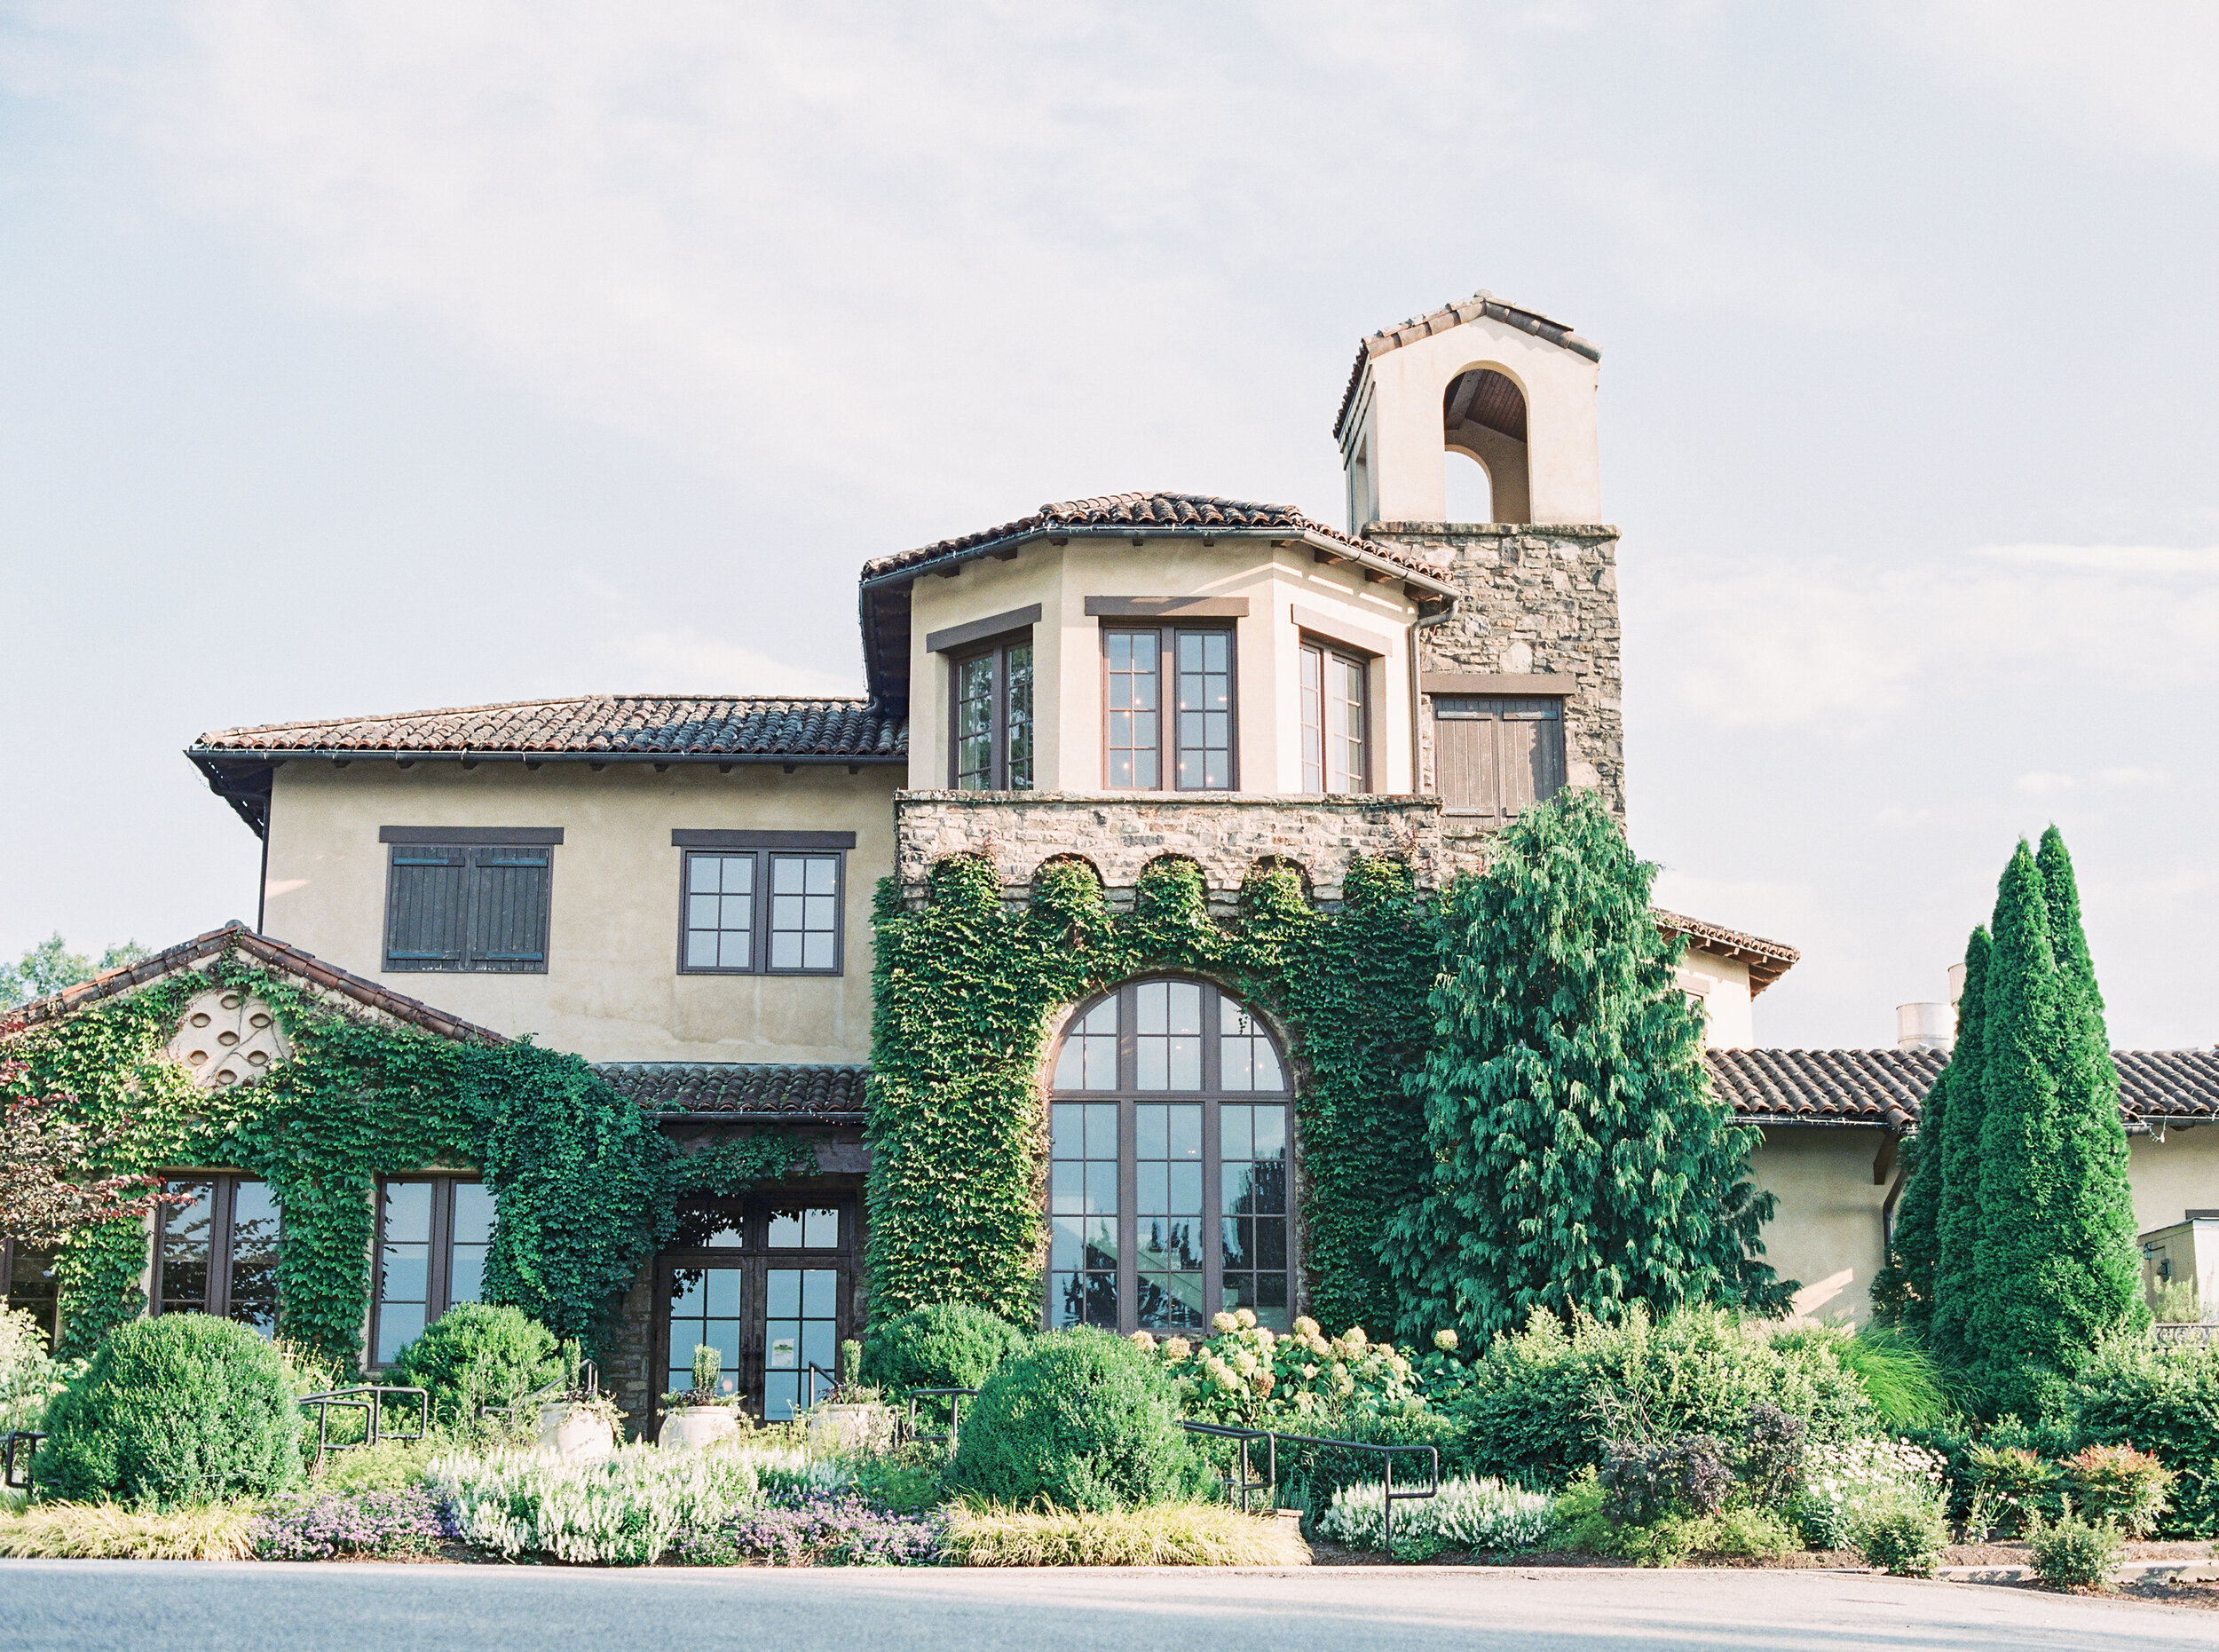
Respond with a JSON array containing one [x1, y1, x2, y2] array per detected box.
[[658, 1198, 851, 1421]]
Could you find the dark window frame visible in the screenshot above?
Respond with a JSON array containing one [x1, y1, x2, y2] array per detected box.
[[675, 847, 847, 977], [1042, 975, 1295, 1335], [654, 1195, 856, 1419], [1099, 624, 1240, 793], [382, 838, 556, 975], [153, 1173, 280, 1332], [368, 1174, 494, 1369], [1, 1237, 61, 1348], [947, 627, 1037, 792], [1299, 634, 1372, 794], [1431, 693, 1568, 820]]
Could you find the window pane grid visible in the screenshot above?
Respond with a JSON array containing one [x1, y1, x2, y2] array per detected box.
[[1135, 1103, 1204, 1331], [955, 653, 996, 789], [1173, 630, 1233, 790], [1220, 1103, 1291, 1331], [684, 853, 754, 971], [682, 850, 843, 976], [769, 854, 840, 972], [1105, 630, 1161, 789], [1049, 1100, 1120, 1329]]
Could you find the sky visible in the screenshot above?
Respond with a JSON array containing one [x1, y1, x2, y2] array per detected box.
[[2, 2, 2215, 1048]]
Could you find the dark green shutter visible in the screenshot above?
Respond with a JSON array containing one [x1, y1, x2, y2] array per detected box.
[[467, 848, 550, 971], [385, 849, 469, 969]]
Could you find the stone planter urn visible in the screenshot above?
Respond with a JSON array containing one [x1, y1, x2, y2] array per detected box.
[[658, 1406, 742, 1451], [807, 1402, 896, 1455], [538, 1403, 617, 1463]]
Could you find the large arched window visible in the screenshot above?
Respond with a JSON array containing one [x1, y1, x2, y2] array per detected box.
[[1045, 976, 1293, 1334]]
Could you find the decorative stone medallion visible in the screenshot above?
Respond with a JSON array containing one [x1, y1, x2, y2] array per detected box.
[[167, 986, 291, 1089]]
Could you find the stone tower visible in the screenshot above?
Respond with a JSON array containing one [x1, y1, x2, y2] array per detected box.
[[1337, 292, 1625, 820]]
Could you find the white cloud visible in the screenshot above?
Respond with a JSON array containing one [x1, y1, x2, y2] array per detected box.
[[2015, 771, 2075, 797], [602, 630, 859, 699], [1876, 1, 2219, 168], [1974, 543, 2219, 576], [1648, 547, 2219, 731]]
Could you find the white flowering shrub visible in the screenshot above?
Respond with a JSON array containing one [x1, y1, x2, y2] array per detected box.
[[429, 1443, 762, 1565], [1317, 1474, 1555, 1553], [1790, 1437, 1947, 1551], [1148, 1312, 1419, 1427]]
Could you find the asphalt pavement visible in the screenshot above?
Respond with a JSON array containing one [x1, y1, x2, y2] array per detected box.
[[3, 1560, 2214, 1652]]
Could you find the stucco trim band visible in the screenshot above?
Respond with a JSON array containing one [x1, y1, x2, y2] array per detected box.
[[670, 830, 857, 850], [924, 605, 1043, 654], [378, 826, 565, 845], [1083, 596, 1252, 619]]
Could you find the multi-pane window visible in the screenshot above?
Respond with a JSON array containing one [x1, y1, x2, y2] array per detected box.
[[1, 1238, 59, 1348], [382, 829, 558, 974], [659, 1199, 851, 1420], [1300, 642, 1369, 794], [1045, 977, 1294, 1333], [155, 1176, 280, 1335], [371, 1177, 495, 1366], [952, 638, 1035, 791], [1433, 696, 1567, 820], [1103, 628, 1236, 791], [679, 849, 844, 976]]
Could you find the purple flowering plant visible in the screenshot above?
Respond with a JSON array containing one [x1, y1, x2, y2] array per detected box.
[[683, 1491, 941, 1567], [253, 1487, 452, 1561]]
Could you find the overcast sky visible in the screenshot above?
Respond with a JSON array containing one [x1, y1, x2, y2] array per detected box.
[[3, 3, 2215, 1048]]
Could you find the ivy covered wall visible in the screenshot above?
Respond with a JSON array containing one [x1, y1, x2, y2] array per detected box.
[[865, 852, 1437, 1336], [5, 950, 811, 1364]]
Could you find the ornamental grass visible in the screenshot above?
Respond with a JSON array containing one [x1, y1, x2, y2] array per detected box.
[[0, 1500, 257, 1560], [941, 1504, 1309, 1568]]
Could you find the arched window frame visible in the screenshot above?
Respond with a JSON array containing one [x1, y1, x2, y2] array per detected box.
[[1043, 975, 1296, 1335]]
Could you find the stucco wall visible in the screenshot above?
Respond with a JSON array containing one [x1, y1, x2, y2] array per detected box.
[[1678, 950, 1757, 1049], [262, 761, 896, 1063], [1748, 1126, 1890, 1326], [904, 536, 1419, 795], [2128, 1125, 2219, 1236]]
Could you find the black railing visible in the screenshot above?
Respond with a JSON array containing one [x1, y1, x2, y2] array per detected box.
[[296, 1386, 429, 1468], [1, 1429, 43, 1492], [902, 1387, 979, 1448], [479, 1359, 599, 1421], [1180, 1420, 1441, 1553]]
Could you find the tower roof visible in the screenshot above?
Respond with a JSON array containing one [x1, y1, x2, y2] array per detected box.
[[1334, 291, 1601, 440]]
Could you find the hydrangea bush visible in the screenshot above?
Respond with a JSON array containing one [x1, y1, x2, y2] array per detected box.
[[1144, 1311, 1419, 1427], [1790, 1438, 1947, 1551], [254, 1488, 450, 1561]]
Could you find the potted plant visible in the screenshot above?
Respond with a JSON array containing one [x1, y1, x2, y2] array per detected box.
[[804, 1340, 896, 1454], [659, 1344, 745, 1450], [535, 1337, 623, 1462]]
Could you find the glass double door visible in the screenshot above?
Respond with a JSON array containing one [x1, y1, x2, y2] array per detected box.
[[659, 1199, 850, 1421]]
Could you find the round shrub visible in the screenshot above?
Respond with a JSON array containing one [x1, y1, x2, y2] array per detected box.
[[35, 1315, 304, 1508], [391, 1302, 558, 1424], [943, 1328, 1210, 1512], [1856, 1488, 1949, 1577], [864, 1300, 1029, 1411], [2029, 1502, 2124, 1591]]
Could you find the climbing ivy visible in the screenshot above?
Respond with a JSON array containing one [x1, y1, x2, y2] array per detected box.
[[865, 852, 1435, 1335], [3, 949, 814, 1364]]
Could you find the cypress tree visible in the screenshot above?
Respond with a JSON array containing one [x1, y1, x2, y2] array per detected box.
[[1378, 790, 1793, 1345], [1874, 1066, 1946, 1333], [1927, 926, 1991, 1371], [1972, 837, 2144, 1410]]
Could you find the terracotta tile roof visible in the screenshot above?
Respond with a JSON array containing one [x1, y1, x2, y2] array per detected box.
[[1709, 1047, 1945, 1132], [1710, 1045, 2219, 1131], [594, 1063, 868, 1119], [858, 493, 1452, 587], [1655, 910, 1801, 995], [3, 922, 506, 1047], [190, 696, 904, 761], [1334, 291, 1602, 440]]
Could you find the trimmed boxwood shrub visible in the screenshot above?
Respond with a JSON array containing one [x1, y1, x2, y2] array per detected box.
[[943, 1328, 1210, 1512], [1454, 1306, 1870, 1490], [864, 1301, 1028, 1412], [35, 1315, 304, 1508], [391, 1302, 559, 1425]]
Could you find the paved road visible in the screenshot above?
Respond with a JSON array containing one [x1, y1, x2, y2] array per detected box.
[[2, 1561, 2212, 1652]]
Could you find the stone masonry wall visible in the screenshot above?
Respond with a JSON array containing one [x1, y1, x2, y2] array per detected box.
[[1372, 524, 1625, 821], [894, 791, 1482, 905]]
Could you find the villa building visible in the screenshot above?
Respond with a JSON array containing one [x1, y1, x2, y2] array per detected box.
[[9, 292, 2215, 1424]]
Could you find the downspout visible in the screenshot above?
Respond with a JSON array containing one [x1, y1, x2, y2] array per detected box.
[[256, 816, 271, 935], [1880, 1158, 1908, 1253], [1410, 599, 1457, 796]]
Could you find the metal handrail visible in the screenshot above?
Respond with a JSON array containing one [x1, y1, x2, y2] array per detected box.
[[1180, 1419, 1441, 1553], [902, 1387, 980, 1448], [296, 1385, 429, 1468], [479, 1358, 599, 1420], [1, 1429, 43, 1492]]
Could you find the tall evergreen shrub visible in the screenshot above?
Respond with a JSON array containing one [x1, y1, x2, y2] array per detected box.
[[1378, 792, 1792, 1345], [1972, 837, 2144, 1411], [1928, 928, 1992, 1371]]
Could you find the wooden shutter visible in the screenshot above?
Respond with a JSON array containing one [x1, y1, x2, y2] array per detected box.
[[1433, 700, 1500, 817], [385, 848, 469, 970], [467, 847, 550, 971], [1499, 699, 1565, 818]]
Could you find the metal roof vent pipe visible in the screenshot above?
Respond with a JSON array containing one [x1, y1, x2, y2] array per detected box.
[[1948, 961, 1967, 1007], [1897, 1002, 1954, 1053]]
